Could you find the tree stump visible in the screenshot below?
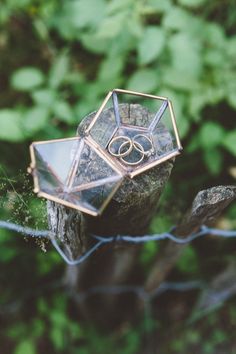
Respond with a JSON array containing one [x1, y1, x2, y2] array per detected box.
[[47, 103, 175, 324]]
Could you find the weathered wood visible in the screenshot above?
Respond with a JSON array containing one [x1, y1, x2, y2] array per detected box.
[[193, 260, 236, 317], [47, 103, 174, 324], [47, 202, 87, 260], [47, 103, 174, 258], [145, 185, 236, 292]]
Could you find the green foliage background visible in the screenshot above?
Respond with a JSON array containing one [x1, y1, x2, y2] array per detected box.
[[0, 0, 236, 353]]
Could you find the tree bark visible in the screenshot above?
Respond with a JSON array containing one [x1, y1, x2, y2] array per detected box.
[[145, 185, 236, 292], [47, 103, 175, 323]]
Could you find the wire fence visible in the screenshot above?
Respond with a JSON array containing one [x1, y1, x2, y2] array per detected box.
[[1, 220, 236, 266], [1, 219, 236, 317]]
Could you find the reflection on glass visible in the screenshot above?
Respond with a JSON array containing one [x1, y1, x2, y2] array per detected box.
[[31, 137, 123, 215], [90, 96, 118, 149], [33, 138, 81, 184]]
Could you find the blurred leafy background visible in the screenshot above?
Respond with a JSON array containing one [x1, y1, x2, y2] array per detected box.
[[0, 0, 236, 353]]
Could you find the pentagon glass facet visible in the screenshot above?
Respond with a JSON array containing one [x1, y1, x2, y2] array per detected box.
[[29, 137, 123, 216], [29, 88, 182, 215], [86, 89, 182, 178]]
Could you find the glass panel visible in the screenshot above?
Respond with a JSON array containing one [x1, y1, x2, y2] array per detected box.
[[90, 93, 119, 148], [34, 149, 62, 194], [32, 137, 123, 215], [79, 180, 121, 212], [33, 138, 81, 185], [114, 91, 166, 128], [105, 112, 176, 171], [150, 103, 177, 155], [72, 141, 121, 188]]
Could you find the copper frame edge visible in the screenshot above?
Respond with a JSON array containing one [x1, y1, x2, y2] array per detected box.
[[120, 124, 148, 132], [168, 100, 183, 151], [30, 136, 80, 145], [37, 192, 99, 216], [85, 91, 113, 134], [71, 175, 122, 193], [66, 138, 84, 189], [29, 141, 66, 188], [129, 150, 181, 178], [85, 136, 125, 177], [113, 88, 167, 101], [29, 144, 40, 193], [98, 177, 123, 215]]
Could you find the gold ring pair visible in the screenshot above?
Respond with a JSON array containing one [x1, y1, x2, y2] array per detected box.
[[108, 134, 155, 166]]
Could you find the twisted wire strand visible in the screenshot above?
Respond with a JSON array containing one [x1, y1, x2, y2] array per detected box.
[[0, 220, 236, 266]]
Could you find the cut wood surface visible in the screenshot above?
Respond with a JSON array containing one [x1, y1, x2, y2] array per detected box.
[[145, 185, 236, 292]]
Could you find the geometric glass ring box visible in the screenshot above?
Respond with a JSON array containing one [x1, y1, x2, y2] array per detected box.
[[28, 89, 182, 216]]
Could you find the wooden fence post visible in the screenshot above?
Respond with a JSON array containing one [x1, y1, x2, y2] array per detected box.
[[145, 185, 236, 292], [47, 103, 175, 323]]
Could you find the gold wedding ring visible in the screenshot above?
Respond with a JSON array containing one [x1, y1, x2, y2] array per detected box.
[[132, 134, 155, 157], [108, 135, 132, 157], [119, 141, 145, 165], [107, 133, 155, 166]]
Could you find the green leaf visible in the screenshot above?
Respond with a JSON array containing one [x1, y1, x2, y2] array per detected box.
[[204, 48, 224, 67], [168, 32, 202, 76], [49, 52, 70, 88], [65, 0, 106, 29], [80, 33, 109, 54], [0, 109, 24, 142], [228, 93, 236, 110], [178, 115, 190, 138], [140, 241, 159, 265], [203, 148, 223, 175], [11, 67, 45, 91], [31, 318, 45, 338], [109, 30, 136, 55], [0, 246, 17, 262], [96, 12, 127, 39], [98, 55, 124, 81], [225, 77, 236, 109], [163, 7, 192, 30], [107, 0, 134, 14], [177, 246, 198, 274], [126, 12, 143, 38], [143, 0, 172, 13], [203, 85, 224, 105], [162, 68, 199, 91], [126, 69, 157, 92], [23, 106, 50, 134], [199, 122, 225, 149], [53, 101, 73, 123], [159, 88, 189, 137], [32, 89, 57, 107], [33, 18, 49, 41], [138, 27, 165, 65], [187, 135, 200, 153], [50, 327, 65, 350], [204, 23, 226, 49], [178, 0, 207, 7], [188, 92, 209, 121], [14, 340, 36, 354], [227, 37, 236, 59], [223, 131, 236, 156]]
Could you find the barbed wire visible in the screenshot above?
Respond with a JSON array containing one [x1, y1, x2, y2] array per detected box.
[[0, 220, 236, 266]]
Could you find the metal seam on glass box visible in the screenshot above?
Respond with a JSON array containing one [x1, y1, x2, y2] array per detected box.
[[28, 88, 183, 215], [29, 136, 124, 216], [84, 89, 182, 178]]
